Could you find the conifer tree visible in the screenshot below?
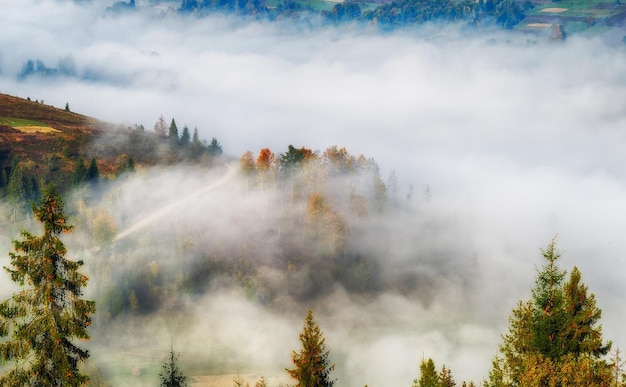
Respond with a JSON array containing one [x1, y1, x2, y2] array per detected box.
[[88, 157, 100, 183], [0, 184, 95, 386], [159, 347, 188, 387], [169, 119, 179, 148], [287, 310, 335, 387], [530, 238, 568, 361], [413, 358, 439, 387], [439, 365, 455, 387], [207, 137, 223, 156], [180, 125, 191, 147], [7, 158, 26, 218], [486, 237, 614, 386], [73, 157, 88, 186]]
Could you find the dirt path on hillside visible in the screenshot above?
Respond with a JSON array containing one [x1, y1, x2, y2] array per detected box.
[[113, 163, 236, 242]]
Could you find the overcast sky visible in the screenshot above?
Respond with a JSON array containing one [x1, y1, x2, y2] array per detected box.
[[1, 0, 626, 384]]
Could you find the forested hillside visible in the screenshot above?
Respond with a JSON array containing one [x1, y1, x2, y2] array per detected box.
[[0, 92, 624, 385]]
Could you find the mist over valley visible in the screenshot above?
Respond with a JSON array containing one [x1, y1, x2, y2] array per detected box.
[[1, 1, 626, 385]]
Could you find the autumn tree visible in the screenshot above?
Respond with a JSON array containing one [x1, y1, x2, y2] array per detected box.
[[486, 237, 614, 387], [287, 310, 335, 387], [439, 365, 455, 387], [154, 115, 168, 137], [239, 151, 257, 176], [159, 347, 188, 387], [255, 376, 268, 387], [0, 184, 95, 385]]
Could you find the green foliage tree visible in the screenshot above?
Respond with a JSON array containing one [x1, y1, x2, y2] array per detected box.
[[287, 310, 335, 387], [73, 157, 88, 186], [88, 157, 100, 183], [180, 125, 191, 147], [0, 185, 95, 386], [413, 358, 439, 387], [159, 347, 188, 387], [65, 102, 70, 112], [169, 118, 179, 148], [207, 137, 223, 156], [486, 237, 614, 387], [7, 158, 26, 216]]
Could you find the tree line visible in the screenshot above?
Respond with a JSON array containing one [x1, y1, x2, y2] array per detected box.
[[179, 0, 528, 29], [0, 114, 224, 220]]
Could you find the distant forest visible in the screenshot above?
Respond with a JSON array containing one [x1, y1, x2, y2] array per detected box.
[[179, 0, 527, 29], [104, 0, 528, 30]]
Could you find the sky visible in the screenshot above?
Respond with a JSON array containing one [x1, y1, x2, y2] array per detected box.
[[1, 0, 626, 385]]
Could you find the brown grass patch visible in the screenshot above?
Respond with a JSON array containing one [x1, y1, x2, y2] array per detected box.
[[527, 22, 552, 28], [12, 126, 60, 133], [540, 7, 568, 13]]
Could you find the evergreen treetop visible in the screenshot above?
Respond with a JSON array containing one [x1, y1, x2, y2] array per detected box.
[[287, 310, 335, 387], [0, 184, 95, 386]]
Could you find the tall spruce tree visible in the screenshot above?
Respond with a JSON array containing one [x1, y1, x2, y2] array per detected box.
[[73, 157, 88, 186], [87, 157, 100, 184], [0, 185, 95, 386], [287, 310, 335, 387], [486, 237, 614, 387], [159, 347, 187, 387], [169, 119, 179, 149], [413, 358, 439, 387], [180, 125, 191, 147]]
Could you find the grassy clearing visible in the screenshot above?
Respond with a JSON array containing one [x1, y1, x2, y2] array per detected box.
[[0, 117, 59, 133], [0, 117, 48, 127]]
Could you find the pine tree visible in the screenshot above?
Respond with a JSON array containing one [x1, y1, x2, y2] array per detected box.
[[287, 310, 335, 387], [439, 365, 456, 387], [7, 158, 26, 218], [530, 237, 568, 361], [88, 157, 100, 183], [169, 118, 179, 148], [413, 358, 439, 387], [73, 157, 88, 186], [0, 185, 95, 386], [180, 125, 191, 147], [486, 237, 615, 386], [207, 137, 223, 156], [159, 347, 188, 387]]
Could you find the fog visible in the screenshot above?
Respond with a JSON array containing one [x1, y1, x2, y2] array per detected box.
[[1, 0, 626, 385]]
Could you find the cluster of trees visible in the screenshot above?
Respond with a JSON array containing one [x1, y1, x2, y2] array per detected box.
[[239, 144, 386, 214], [179, 0, 311, 20], [411, 237, 626, 387], [179, 0, 526, 29], [484, 237, 620, 386], [153, 115, 223, 161]]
